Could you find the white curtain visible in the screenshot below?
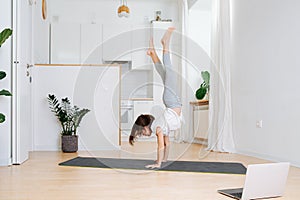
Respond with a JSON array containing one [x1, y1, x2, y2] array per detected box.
[[207, 0, 236, 152], [174, 0, 190, 143]]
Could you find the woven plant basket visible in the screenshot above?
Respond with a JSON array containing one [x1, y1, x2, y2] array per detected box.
[[61, 135, 78, 153]]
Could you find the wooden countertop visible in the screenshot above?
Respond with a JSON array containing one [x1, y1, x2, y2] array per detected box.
[[190, 100, 209, 106], [130, 98, 153, 101]]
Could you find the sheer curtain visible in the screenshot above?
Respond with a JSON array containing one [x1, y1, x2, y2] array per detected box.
[[207, 0, 236, 152], [175, 0, 191, 143]]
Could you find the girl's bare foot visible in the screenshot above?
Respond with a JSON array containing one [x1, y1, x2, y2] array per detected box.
[[147, 37, 160, 63], [147, 37, 155, 56], [146, 49, 155, 56], [161, 27, 175, 47]]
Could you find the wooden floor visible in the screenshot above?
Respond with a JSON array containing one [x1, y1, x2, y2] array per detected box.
[[1, 142, 300, 200]]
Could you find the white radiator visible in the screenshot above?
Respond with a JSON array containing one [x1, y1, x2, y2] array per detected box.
[[193, 105, 209, 139]]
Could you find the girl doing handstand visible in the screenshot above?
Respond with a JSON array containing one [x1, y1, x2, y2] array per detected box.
[[129, 27, 182, 169]]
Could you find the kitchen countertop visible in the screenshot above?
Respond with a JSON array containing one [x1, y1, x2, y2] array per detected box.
[[130, 98, 153, 101]]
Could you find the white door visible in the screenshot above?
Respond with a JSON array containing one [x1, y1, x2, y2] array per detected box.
[[12, 0, 33, 164]]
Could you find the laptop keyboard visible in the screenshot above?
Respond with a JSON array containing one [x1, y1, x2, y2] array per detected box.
[[231, 192, 243, 199]]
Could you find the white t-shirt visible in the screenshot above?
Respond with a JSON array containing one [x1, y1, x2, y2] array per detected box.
[[150, 106, 182, 136]]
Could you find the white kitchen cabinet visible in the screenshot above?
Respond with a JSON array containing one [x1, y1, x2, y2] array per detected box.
[[151, 21, 170, 62], [32, 65, 120, 150], [133, 100, 154, 120], [80, 24, 102, 64], [131, 25, 152, 69], [33, 21, 50, 64], [102, 23, 132, 61], [51, 23, 81, 64], [131, 50, 152, 70]]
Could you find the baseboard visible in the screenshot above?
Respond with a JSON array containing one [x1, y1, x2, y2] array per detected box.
[[236, 149, 300, 168], [33, 145, 61, 151], [192, 137, 208, 146]]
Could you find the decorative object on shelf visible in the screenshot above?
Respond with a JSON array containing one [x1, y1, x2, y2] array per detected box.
[[155, 11, 162, 21], [150, 11, 172, 23], [0, 28, 13, 123], [195, 71, 210, 100], [47, 94, 90, 152], [42, 0, 47, 20], [117, 0, 130, 18]]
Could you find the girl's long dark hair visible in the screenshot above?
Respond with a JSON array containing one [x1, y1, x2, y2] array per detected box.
[[129, 114, 155, 145]]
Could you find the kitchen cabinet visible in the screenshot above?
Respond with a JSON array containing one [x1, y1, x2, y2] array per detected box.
[[102, 23, 132, 61], [51, 23, 103, 64], [150, 21, 180, 60], [51, 23, 81, 64], [80, 24, 102, 64], [33, 21, 49, 64], [131, 25, 152, 69], [32, 64, 120, 150], [131, 51, 152, 70], [133, 100, 154, 120], [151, 21, 171, 62]]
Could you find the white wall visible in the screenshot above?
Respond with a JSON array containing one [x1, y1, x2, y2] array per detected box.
[[189, 0, 211, 56], [231, 0, 300, 166], [188, 0, 211, 95], [0, 0, 12, 166]]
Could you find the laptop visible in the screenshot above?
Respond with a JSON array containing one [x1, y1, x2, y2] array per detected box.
[[218, 162, 290, 200]]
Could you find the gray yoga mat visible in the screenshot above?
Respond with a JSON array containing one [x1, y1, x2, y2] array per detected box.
[[59, 157, 247, 174]]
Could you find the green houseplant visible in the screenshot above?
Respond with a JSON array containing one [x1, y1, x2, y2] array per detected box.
[[47, 94, 90, 152], [195, 71, 210, 100], [0, 28, 13, 123]]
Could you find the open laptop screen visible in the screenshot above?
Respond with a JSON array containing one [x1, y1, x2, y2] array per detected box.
[[218, 162, 290, 200]]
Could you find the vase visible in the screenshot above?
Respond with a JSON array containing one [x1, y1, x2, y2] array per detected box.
[[61, 135, 78, 153]]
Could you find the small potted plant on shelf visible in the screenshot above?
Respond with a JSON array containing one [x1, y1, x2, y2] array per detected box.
[[0, 28, 13, 123], [47, 94, 90, 153], [195, 71, 210, 100]]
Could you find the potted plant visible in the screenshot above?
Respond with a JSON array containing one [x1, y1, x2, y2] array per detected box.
[[0, 28, 13, 123], [47, 94, 90, 152], [195, 71, 210, 100]]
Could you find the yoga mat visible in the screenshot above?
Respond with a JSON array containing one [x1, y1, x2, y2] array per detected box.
[[59, 157, 247, 174]]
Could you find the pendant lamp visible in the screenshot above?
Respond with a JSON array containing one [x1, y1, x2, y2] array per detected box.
[[118, 0, 130, 18]]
